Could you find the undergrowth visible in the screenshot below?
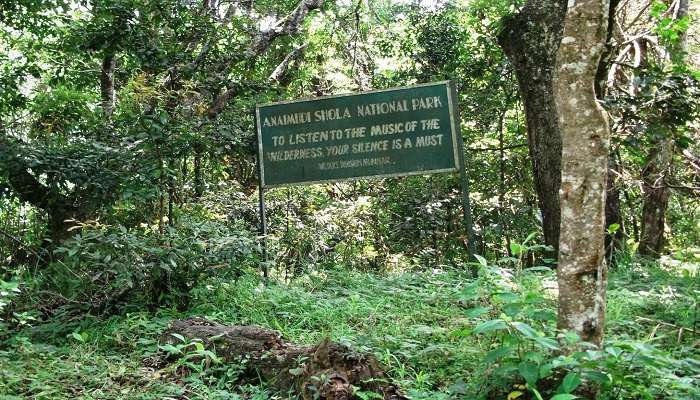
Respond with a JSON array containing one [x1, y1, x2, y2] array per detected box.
[[1, 257, 699, 399]]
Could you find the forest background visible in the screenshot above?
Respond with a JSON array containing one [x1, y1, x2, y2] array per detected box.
[[1, 0, 700, 399]]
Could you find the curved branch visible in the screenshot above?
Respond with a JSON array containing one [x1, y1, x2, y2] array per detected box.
[[245, 0, 324, 58]]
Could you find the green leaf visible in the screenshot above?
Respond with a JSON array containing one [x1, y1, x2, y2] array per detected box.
[[465, 306, 490, 318], [0, 281, 19, 291], [531, 387, 545, 400], [539, 363, 553, 380], [473, 254, 488, 268], [484, 346, 512, 364], [355, 391, 384, 400], [158, 344, 182, 355], [550, 395, 577, 400], [503, 302, 523, 317], [560, 372, 581, 393], [495, 292, 520, 303], [607, 223, 620, 234], [507, 391, 524, 400], [518, 361, 538, 386], [582, 371, 611, 384], [522, 232, 538, 245], [534, 337, 560, 351], [198, 350, 219, 363], [474, 319, 507, 334], [513, 322, 537, 339], [531, 310, 557, 321], [605, 346, 623, 358], [170, 333, 186, 343], [449, 327, 472, 338], [459, 282, 480, 301], [71, 331, 85, 343], [447, 378, 468, 395], [564, 331, 581, 345], [510, 242, 523, 255]]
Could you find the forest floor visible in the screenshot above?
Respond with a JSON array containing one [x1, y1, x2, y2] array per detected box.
[[1, 257, 699, 400]]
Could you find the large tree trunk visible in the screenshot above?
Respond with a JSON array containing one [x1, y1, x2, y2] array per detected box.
[[498, 0, 567, 259], [163, 318, 406, 400], [554, 0, 611, 348]]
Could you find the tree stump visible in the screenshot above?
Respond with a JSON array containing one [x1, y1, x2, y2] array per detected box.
[[162, 318, 406, 400]]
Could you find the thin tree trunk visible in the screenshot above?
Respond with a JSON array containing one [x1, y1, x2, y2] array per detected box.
[[168, 184, 175, 227], [605, 155, 625, 261], [496, 108, 512, 258], [194, 144, 204, 198], [498, 0, 567, 259], [638, 142, 673, 257], [621, 177, 640, 242], [100, 53, 116, 118], [554, 0, 611, 348], [596, 0, 625, 262], [637, 0, 688, 258], [594, 0, 620, 98], [671, 0, 690, 63], [157, 144, 165, 235]]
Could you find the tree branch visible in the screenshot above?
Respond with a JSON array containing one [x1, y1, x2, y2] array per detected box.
[[245, 0, 324, 58], [207, 0, 324, 118], [269, 43, 308, 83], [207, 85, 239, 119]]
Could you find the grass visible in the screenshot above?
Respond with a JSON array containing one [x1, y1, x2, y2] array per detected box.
[[1, 258, 699, 399]]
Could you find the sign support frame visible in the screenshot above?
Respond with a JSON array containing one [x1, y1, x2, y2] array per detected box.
[[255, 80, 476, 278]]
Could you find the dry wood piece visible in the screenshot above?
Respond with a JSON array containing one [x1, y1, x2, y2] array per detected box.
[[162, 318, 407, 400]]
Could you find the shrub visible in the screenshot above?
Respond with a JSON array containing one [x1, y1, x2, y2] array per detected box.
[[44, 218, 258, 313]]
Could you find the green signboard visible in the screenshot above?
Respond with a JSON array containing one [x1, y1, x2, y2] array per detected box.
[[256, 81, 461, 187]]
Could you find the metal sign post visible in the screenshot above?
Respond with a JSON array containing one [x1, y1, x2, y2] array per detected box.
[[448, 82, 477, 275], [257, 166, 268, 280], [255, 113, 269, 280]]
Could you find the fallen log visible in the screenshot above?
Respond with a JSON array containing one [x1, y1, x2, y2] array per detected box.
[[162, 318, 406, 400]]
